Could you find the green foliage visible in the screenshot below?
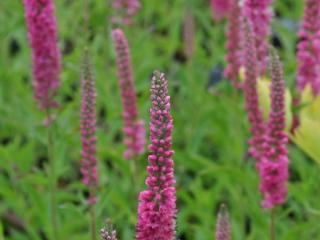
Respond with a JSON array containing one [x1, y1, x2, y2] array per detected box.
[[0, 0, 319, 239]]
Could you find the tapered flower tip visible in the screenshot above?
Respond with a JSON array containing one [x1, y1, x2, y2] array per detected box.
[[215, 204, 231, 240], [101, 221, 117, 240]]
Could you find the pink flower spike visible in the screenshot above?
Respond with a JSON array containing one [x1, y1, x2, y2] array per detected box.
[[136, 71, 176, 240], [243, 0, 273, 76], [215, 204, 231, 240], [111, 28, 145, 160], [242, 19, 266, 163], [224, 0, 243, 88], [80, 50, 98, 206], [296, 0, 320, 95], [258, 48, 289, 209], [211, 0, 232, 22], [23, 0, 61, 110]]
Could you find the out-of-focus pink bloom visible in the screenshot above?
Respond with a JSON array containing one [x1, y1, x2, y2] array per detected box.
[[23, 0, 61, 110], [215, 204, 231, 240], [136, 71, 176, 240], [242, 19, 267, 162], [112, 0, 140, 25], [224, 0, 243, 88], [243, 0, 273, 76], [80, 50, 98, 206], [111, 29, 145, 160], [211, 0, 232, 22], [258, 48, 289, 209], [297, 0, 320, 95]]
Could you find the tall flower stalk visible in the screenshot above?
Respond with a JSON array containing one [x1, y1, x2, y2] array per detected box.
[[242, 19, 266, 163], [259, 48, 289, 210], [215, 204, 231, 240], [224, 0, 243, 88], [80, 50, 98, 240], [111, 28, 145, 161], [243, 0, 273, 76], [296, 0, 320, 95], [23, 0, 60, 239], [136, 71, 176, 240]]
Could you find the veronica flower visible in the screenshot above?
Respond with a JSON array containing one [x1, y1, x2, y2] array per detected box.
[[210, 0, 232, 22], [242, 19, 267, 162], [112, 0, 140, 25], [80, 50, 98, 205], [23, 0, 61, 110], [297, 0, 320, 95], [111, 29, 145, 160], [136, 71, 176, 240], [243, 0, 273, 76], [215, 204, 231, 240], [258, 48, 289, 209], [224, 0, 243, 87]]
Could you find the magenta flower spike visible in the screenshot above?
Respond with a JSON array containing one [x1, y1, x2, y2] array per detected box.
[[243, 0, 273, 76], [111, 28, 145, 160], [242, 19, 266, 162], [215, 204, 231, 240], [136, 71, 176, 240], [224, 0, 243, 88], [80, 50, 98, 206], [210, 0, 232, 22], [23, 0, 61, 110], [297, 0, 320, 95], [258, 48, 289, 209], [112, 0, 140, 25]]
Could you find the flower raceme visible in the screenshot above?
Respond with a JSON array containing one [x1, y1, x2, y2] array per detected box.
[[258, 48, 289, 209], [297, 0, 320, 95], [136, 71, 176, 240], [101, 225, 117, 240], [215, 204, 231, 240], [224, 0, 243, 87], [23, 0, 61, 110], [80, 50, 98, 206], [111, 28, 145, 160], [243, 0, 273, 76], [242, 19, 267, 162]]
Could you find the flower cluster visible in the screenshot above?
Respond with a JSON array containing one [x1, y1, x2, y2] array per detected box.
[[210, 0, 232, 22], [242, 19, 267, 162], [111, 29, 145, 160], [80, 50, 98, 205], [101, 225, 117, 240], [258, 48, 289, 209], [215, 204, 231, 240], [224, 0, 243, 87], [23, 0, 61, 110], [297, 0, 320, 95], [243, 0, 273, 76], [136, 71, 176, 240], [112, 0, 140, 25]]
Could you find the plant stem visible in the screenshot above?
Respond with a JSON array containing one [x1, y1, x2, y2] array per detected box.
[[270, 208, 276, 240], [46, 110, 58, 240], [90, 204, 97, 240]]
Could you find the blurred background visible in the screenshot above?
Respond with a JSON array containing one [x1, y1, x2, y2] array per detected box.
[[1, 0, 320, 239]]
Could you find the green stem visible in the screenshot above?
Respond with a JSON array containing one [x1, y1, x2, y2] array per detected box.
[[90, 204, 97, 240], [270, 208, 276, 240], [46, 110, 58, 240]]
